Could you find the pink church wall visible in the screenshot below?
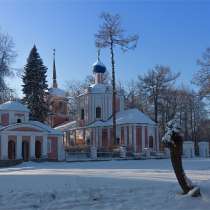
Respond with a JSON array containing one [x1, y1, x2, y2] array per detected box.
[[121, 127, 124, 145], [144, 126, 148, 148], [102, 128, 108, 148], [48, 136, 58, 160], [1, 113, 9, 126], [136, 126, 142, 153]]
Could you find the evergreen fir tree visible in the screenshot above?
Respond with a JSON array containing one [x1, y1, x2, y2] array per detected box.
[[22, 45, 48, 122]]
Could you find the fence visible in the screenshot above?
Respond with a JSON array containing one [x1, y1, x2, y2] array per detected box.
[[64, 147, 167, 162]]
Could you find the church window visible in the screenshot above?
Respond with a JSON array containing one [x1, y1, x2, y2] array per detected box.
[[96, 107, 101, 119], [81, 109, 84, 120], [59, 102, 65, 114]]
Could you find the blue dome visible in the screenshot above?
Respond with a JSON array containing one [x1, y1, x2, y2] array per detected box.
[[93, 60, 106, 73]]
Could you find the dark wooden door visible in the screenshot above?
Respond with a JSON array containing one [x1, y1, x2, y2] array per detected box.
[[136, 126, 142, 153], [35, 141, 42, 159], [22, 141, 29, 161], [8, 141, 16, 160]]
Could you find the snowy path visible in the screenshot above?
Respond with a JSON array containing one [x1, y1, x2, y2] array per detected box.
[[0, 159, 210, 210]]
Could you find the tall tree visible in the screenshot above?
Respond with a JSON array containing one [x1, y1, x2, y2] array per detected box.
[[137, 65, 180, 122], [0, 30, 16, 103], [22, 45, 48, 122], [95, 12, 138, 144]]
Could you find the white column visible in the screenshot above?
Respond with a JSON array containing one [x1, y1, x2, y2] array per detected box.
[[1, 134, 8, 160], [30, 136, 35, 160], [57, 136, 65, 161], [133, 125, 137, 153], [129, 125, 132, 146], [142, 126, 145, 149], [123, 126, 127, 146], [156, 127, 159, 152], [42, 135, 48, 159], [16, 135, 22, 160], [95, 128, 99, 147], [98, 127, 102, 147]]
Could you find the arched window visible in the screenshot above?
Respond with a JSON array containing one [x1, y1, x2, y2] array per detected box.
[[96, 107, 101, 119], [59, 101, 66, 114], [149, 136, 153, 148], [81, 109, 84, 120]]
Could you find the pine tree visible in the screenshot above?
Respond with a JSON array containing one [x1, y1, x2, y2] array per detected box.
[[22, 45, 48, 122]]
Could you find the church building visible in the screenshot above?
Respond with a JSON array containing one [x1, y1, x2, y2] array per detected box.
[[56, 58, 159, 155], [0, 101, 64, 161]]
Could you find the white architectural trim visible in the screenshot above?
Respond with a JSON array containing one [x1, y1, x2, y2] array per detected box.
[[1, 134, 8, 160], [42, 135, 48, 159], [16, 135, 22, 159], [30, 136, 35, 159]]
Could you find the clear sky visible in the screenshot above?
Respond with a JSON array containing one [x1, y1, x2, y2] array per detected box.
[[1, 0, 210, 96]]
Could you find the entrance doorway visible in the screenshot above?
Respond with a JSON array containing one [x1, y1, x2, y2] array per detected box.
[[35, 141, 42, 159], [8, 140, 16, 160], [22, 141, 30, 161]]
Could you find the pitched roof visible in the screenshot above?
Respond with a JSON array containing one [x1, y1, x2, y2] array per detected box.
[[87, 108, 156, 128], [49, 87, 66, 97], [0, 101, 29, 112], [0, 121, 63, 135], [55, 120, 77, 132]]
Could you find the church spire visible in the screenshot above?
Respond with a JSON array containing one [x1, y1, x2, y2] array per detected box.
[[53, 49, 58, 88], [97, 49, 101, 62]]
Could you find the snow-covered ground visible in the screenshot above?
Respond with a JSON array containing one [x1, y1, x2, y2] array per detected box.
[[0, 159, 210, 210]]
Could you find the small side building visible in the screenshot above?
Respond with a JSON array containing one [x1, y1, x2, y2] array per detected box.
[[0, 101, 64, 161]]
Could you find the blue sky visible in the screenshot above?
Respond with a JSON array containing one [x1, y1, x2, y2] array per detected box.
[[1, 0, 210, 96]]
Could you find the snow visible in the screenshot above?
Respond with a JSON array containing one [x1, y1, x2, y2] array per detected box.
[[0, 101, 29, 112], [89, 83, 108, 93], [49, 87, 66, 97], [29, 121, 63, 135], [0, 158, 210, 210], [88, 108, 156, 128], [0, 121, 63, 135], [162, 119, 181, 145], [92, 60, 106, 68], [55, 120, 77, 132]]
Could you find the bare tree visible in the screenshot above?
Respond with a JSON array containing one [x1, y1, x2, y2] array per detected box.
[[137, 65, 180, 123], [162, 119, 200, 196], [95, 12, 138, 144], [0, 30, 16, 102], [193, 48, 210, 97]]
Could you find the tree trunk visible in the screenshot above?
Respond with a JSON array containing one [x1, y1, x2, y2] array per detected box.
[[154, 95, 158, 123], [170, 134, 193, 194], [110, 39, 117, 145]]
